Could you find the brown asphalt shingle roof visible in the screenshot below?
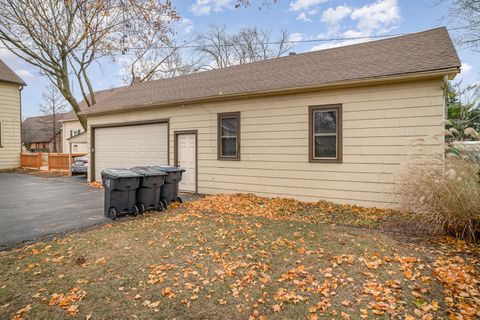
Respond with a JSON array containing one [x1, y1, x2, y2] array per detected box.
[[0, 58, 25, 85], [22, 113, 69, 144], [84, 27, 461, 115]]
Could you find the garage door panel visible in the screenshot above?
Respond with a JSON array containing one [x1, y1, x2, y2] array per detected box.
[[94, 123, 168, 181]]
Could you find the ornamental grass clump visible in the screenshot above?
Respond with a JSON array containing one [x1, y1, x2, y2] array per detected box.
[[397, 147, 480, 240]]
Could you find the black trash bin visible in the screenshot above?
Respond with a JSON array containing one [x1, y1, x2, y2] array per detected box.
[[152, 166, 185, 207], [101, 168, 142, 220], [131, 166, 167, 212]]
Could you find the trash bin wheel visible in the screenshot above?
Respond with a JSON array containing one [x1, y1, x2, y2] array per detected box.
[[138, 203, 146, 214], [108, 207, 117, 220], [132, 205, 140, 217], [176, 197, 183, 203], [161, 199, 168, 209], [155, 203, 163, 211]]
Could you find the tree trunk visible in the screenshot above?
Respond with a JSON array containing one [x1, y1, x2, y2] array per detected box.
[[59, 60, 88, 131], [52, 109, 57, 153]]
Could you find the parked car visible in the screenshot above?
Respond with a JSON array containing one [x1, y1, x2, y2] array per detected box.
[[72, 156, 88, 174]]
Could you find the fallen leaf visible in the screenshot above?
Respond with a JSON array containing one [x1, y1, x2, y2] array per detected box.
[[272, 304, 281, 312]]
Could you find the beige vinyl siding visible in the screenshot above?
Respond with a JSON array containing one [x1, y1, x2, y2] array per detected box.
[[0, 83, 21, 169], [87, 77, 445, 208]]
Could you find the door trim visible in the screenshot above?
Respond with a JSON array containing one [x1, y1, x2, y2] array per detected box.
[[90, 119, 170, 182], [174, 130, 198, 194]]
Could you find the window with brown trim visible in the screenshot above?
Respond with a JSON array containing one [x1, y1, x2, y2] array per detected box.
[[309, 105, 342, 163], [218, 112, 240, 160]]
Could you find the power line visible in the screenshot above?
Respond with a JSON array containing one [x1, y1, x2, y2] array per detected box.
[[0, 26, 474, 53], [0, 32, 412, 52]]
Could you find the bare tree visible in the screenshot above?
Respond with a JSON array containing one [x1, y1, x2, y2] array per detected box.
[[235, 0, 279, 9], [0, 0, 179, 130], [38, 84, 68, 153], [195, 25, 292, 69], [444, 0, 480, 51], [122, 44, 200, 84]]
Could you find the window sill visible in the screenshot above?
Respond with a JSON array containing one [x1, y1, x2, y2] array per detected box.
[[309, 158, 342, 163], [218, 157, 240, 161]]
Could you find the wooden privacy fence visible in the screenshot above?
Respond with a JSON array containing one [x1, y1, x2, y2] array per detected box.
[[20, 153, 87, 171], [20, 153, 42, 169], [48, 153, 70, 171]]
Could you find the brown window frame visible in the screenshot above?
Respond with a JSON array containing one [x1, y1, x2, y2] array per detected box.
[[309, 104, 342, 163], [217, 112, 240, 161]]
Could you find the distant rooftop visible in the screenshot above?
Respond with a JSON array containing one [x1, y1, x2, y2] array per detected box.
[[22, 113, 69, 144]]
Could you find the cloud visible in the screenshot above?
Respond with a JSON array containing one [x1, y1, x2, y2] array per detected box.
[[321, 5, 352, 35], [460, 62, 472, 77], [296, 10, 313, 22], [310, 37, 371, 51], [16, 69, 36, 81], [0, 48, 37, 81], [0, 48, 17, 61], [342, 29, 370, 38], [350, 0, 400, 34], [179, 18, 193, 35], [289, 0, 327, 11], [190, 0, 231, 16], [288, 33, 305, 42], [290, 0, 326, 22], [322, 5, 352, 25], [315, 0, 400, 40]]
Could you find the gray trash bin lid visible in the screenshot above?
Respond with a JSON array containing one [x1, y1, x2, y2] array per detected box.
[[101, 168, 142, 179], [154, 165, 186, 173], [131, 166, 167, 176]]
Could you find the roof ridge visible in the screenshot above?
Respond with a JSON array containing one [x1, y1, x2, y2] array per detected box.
[[23, 112, 70, 120], [126, 27, 450, 90], [82, 26, 460, 115]]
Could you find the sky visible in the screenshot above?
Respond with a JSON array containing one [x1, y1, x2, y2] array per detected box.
[[0, 0, 478, 119]]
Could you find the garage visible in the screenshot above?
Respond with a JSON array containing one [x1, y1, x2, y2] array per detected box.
[[92, 121, 168, 181]]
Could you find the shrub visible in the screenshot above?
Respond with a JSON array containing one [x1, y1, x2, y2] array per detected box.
[[397, 146, 480, 240]]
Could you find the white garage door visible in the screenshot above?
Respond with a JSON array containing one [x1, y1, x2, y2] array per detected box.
[[94, 122, 168, 181]]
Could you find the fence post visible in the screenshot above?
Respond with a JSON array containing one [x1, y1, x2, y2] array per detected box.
[[37, 152, 42, 169]]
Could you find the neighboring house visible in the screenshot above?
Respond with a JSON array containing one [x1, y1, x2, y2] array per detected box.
[[60, 88, 122, 154], [82, 28, 460, 208], [22, 113, 69, 153], [60, 111, 87, 154], [0, 59, 25, 169]]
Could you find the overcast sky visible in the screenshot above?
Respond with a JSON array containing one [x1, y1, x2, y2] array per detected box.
[[0, 0, 478, 119]]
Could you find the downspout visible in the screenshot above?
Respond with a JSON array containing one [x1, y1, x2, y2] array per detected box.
[[19, 85, 23, 154], [442, 74, 449, 178]]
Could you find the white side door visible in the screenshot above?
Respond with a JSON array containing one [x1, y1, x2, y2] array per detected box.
[[177, 133, 196, 192]]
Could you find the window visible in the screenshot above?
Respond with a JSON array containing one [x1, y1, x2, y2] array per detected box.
[[218, 112, 240, 160], [70, 130, 73, 137], [309, 105, 342, 163]]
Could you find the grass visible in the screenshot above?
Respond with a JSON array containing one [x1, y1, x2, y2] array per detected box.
[[0, 194, 479, 319]]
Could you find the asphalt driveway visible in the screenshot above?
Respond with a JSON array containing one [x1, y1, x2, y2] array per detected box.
[[0, 173, 106, 249]]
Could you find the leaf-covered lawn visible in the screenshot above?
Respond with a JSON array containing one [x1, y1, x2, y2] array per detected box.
[[0, 194, 479, 319]]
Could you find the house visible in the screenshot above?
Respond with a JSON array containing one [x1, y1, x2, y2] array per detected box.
[[60, 111, 87, 154], [0, 59, 25, 169], [60, 88, 122, 154], [22, 113, 69, 152], [82, 27, 461, 208]]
